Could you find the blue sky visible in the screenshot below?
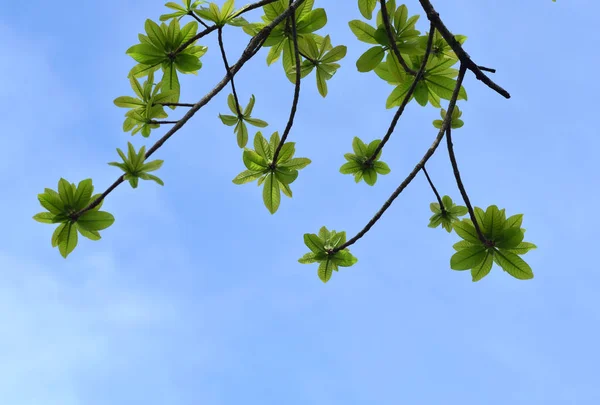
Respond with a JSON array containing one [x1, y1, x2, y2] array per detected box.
[[2, 0, 599, 404]]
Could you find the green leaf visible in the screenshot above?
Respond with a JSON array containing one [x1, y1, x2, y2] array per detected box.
[[340, 161, 361, 174], [219, 114, 238, 126], [352, 137, 367, 156], [145, 19, 168, 49], [471, 251, 493, 282], [505, 214, 524, 229], [57, 222, 78, 258], [332, 250, 358, 267], [72, 179, 94, 211], [76, 223, 102, 241], [57, 178, 75, 208], [453, 240, 475, 251], [348, 20, 378, 44], [232, 169, 264, 185], [243, 149, 268, 171], [505, 242, 537, 255], [494, 250, 534, 280], [77, 211, 115, 231], [484, 205, 504, 240], [279, 157, 311, 170], [262, 173, 281, 214], [496, 227, 524, 249], [373, 161, 390, 174], [358, 0, 377, 19], [362, 168, 377, 186], [276, 142, 295, 163], [137, 172, 165, 186], [33, 212, 56, 224], [298, 252, 319, 264], [253, 132, 272, 161], [114, 96, 145, 108], [318, 259, 334, 283], [453, 219, 481, 244], [245, 117, 269, 127], [450, 246, 487, 270], [235, 121, 249, 148], [175, 53, 202, 72], [304, 233, 325, 253], [356, 46, 385, 72], [38, 192, 65, 215], [126, 44, 166, 65]]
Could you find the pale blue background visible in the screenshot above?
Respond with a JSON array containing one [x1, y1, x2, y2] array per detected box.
[[1, 1, 599, 404]]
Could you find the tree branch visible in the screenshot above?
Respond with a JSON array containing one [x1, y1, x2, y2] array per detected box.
[[72, 0, 308, 218], [334, 64, 468, 252], [422, 165, 445, 212], [379, 0, 417, 75], [272, 0, 302, 166], [364, 23, 436, 166], [417, 0, 510, 98], [217, 27, 243, 117]]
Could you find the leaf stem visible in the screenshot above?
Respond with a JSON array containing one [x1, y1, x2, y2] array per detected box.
[[445, 126, 487, 242], [422, 165, 445, 212], [217, 27, 243, 117]]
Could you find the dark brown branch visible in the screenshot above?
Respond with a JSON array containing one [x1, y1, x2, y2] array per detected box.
[[72, 0, 308, 218], [364, 23, 436, 165], [189, 11, 210, 29], [422, 165, 445, 212], [417, 0, 510, 98], [445, 126, 487, 243], [334, 64, 468, 252], [272, 0, 302, 165], [217, 27, 243, 117], [157, 102, 195, 107], [379, 0, 416, 75], [477, 65, 496, 73], [149, 120, 179, 124], [174, 0, 281, 55]]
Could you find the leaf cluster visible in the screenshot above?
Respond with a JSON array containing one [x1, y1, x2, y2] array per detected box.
[[428, 195, 468, 232], [232, 131, 311, 214], [108, 142, 165, 188], [339, 137, 390, 185], [242, 0, 347, 96], [219, 94, 268, 147], [451, 206, 537, 281], [298, 226, 358, 283], [159, 0, 206, 22], [433, 105, 464, 129], [33, 179, 115, 258], [114, 71, 177, 137], [126, 18, 207, 104]]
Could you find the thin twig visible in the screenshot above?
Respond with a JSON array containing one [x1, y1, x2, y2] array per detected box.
[[149, 120, 179, 124], [174, 0, 281, 55], [364, 23, 436, 165], [157, 102, 195, 107], [417, 0, 510, 98], [217, 27, 243, 117], [272, 0, 302, 165], [379, 0, 416, 75], [189, 11, 210, 29], [445, 126, 487, 243], [422, 165, 445, 212], [72, 0, 308, 218], [334, 64, 468, 253], [477, 65, 496, 73]]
